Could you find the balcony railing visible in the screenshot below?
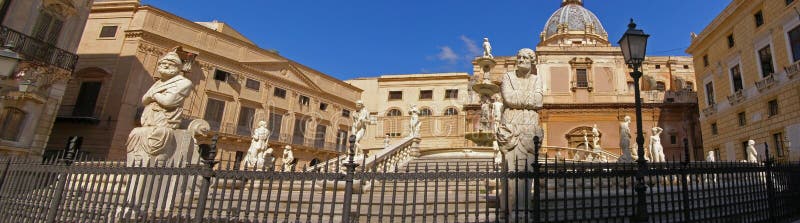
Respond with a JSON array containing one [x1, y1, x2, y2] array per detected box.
[[755, 73, 776, 92], [785, 61, 800, 79], [702, 103, 717, 117], [726, 90, 745, 106], [0, 26, 78, 72]]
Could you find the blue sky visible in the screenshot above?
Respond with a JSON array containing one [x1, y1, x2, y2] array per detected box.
[[141, 0, 731, 80]]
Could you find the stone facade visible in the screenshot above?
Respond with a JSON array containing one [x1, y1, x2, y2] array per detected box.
[[46, 0, 362, 168], [687, 0, 800, 162], [346, 73, 473, 154], [0, 0, 92, 158]]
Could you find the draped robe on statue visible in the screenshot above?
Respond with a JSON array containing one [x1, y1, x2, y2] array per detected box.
[[126, 74, 192, 165]]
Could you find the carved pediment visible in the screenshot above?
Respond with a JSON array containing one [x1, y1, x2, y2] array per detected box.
[[569, 57, 593, 68]]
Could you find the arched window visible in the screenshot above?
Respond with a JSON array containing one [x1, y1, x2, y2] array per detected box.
[[0, 108, 26, 141], [386, 109, 402, 117], [444, 107, 459, 116], [655, 81, 666, 91], [309, 158, 321, 166], [419, 108, 432, 116]]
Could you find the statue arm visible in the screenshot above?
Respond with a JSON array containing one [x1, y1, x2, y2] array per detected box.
[[533, 76, 544, 108], [152, 80, 192, 108]]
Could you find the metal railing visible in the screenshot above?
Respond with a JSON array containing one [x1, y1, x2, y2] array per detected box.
[[0, 26, 78, 72], [0, 138, 798, 222]]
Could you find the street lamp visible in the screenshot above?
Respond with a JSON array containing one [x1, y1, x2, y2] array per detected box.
[[0, 43, 20, 78], [618, 18, 650, 223]]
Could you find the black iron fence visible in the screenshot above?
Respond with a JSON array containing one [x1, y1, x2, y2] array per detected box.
[[0, 137, 798, 222]]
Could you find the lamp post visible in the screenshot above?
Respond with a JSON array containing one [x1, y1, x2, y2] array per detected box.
[[618, 18, 650, 223]]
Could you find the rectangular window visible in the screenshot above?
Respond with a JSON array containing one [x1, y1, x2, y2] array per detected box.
[[711, 122, 718, 135], [335, 130, 348, 152], [214, 69, 230, 82], [768, 99, 779, 117], [342, 109, 351, 117], [655, 82, 666, 91], [99, 25, 118, 38], [319, 103, 328, 111], [754, 11, 764, 27], [789, 26, 800, 62], [299, 95, 310, 106], [703, 55, 709, 67], [203, 98, 226, 131], [292, 118, 307, 145], [683, 65, 690, 69], [655, 64, 661, 69], [670, 135, 677, 144], [388, 91, 403, 100], [576, 69, 588, 87], [314, 124, 327, 149], [0, 108, 25, 141], [419, 90, 433, 99], [742, 141, 749, 159], [738, 112, 747, 126], [245, 78, 260, 91], [273, 87, 287, 98], [445, 89, 459, 99], [774, 132, 785, 157], [32, 12, 63, 44], [268, 112, 283, 140], [237, 106, 255, 136], [705, 82, 716, 105], [730, 65, 744, 92], [233, 151, 245, 170], [758, 45, 775, 77], [727, 34, 735, 48], [72, 81, 102, 117]]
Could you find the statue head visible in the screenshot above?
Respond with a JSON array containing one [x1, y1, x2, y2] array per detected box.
[[284, 145, 292, 150], [623, 116, 631, 123], [748, 140, 755, 147], [515, 48, 536, 76], [157, 52, 183, 80], [356, 100, 364, 110], [708, 151, 715, 156], [483, 37, 489, 42], [258, 120, 267, 128]]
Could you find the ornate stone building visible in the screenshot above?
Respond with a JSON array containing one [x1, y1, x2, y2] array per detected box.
[[687, 0, 800, 162], [475, 0, 702, 160], [0, 0, 91, 158], [346, 73, 474, 154], [46, 0, 362, 168]]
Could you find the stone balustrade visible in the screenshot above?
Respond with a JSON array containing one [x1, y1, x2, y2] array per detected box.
[[755, 73, 777, 92]]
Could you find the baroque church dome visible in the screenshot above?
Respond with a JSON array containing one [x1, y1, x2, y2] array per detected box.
[[539, 0, 609, 46]]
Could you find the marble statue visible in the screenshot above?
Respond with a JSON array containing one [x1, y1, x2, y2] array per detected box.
[[491, 94, 503, 131], [706, 151, 716, 162], [597, 154, 608, 163], [650, 127, 665, 162], [592, 124, 601, 150], [244, 121, 273, 170], [126, 48, 193, 166], [496, 48, 543, 220], [584, 153, 595, 162], [583, 130, 590, 149], [618, 116, 634, 162], [282, 145, 296, 171], [351, 100, 369, 155], [409, 105, 421, 137], [480, 96, 491, 130], [746, 140, 758, 163], [482, 37, 493, 58], [493, 140, 503, 167], [384, 134, 391, 149]]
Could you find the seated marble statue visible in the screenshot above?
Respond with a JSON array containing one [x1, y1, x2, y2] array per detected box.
[[126, 48, 193, 166]]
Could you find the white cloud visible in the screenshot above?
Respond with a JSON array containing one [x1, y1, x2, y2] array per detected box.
[[460, 35, 480, 58], [437, 46, 459, 64]]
